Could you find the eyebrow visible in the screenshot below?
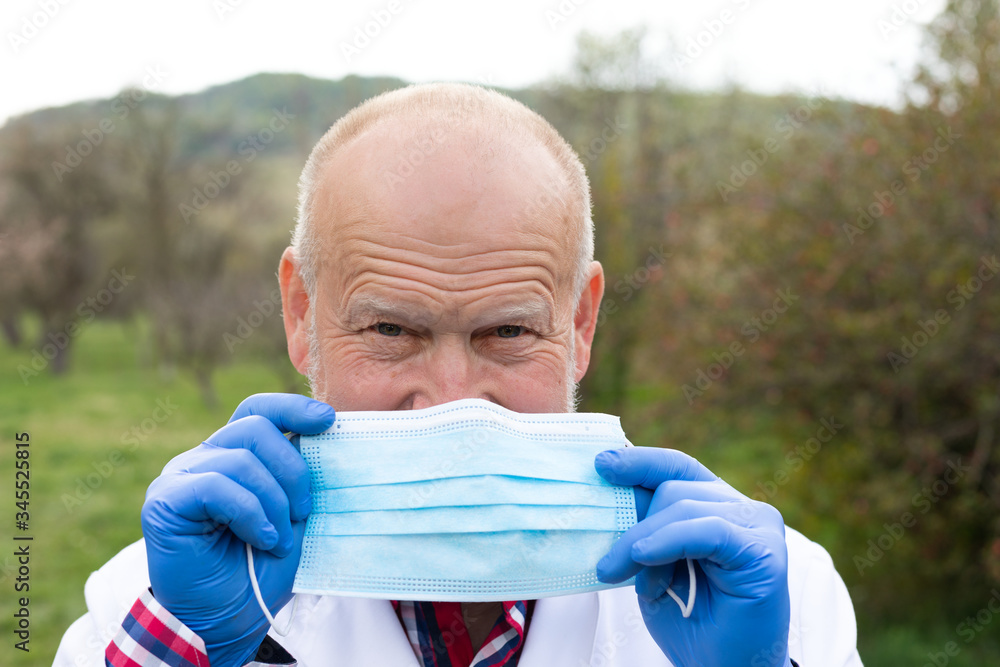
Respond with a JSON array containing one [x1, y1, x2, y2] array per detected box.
[[344, 295, 420, 327], [488, 301, 552, 324], [343, 295, 553, 328]]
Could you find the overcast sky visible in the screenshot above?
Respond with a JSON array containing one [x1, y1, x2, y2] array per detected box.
[[1, 0, 946, 126]]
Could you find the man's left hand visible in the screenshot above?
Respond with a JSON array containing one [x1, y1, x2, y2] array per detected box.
[[595, 447, 791, 667]]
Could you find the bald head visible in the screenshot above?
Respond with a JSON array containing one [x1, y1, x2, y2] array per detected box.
[[292, 82, 594, 300], [279, 82, 606, 412]]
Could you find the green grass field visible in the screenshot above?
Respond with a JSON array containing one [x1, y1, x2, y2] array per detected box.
[[1, 318, 302, 665], [1, 317, 997, 666]]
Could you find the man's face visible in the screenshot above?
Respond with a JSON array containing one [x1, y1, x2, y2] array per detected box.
[[280, 117, 604, 413]]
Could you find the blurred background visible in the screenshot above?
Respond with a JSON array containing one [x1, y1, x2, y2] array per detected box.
[[1, 1, 998, 665]]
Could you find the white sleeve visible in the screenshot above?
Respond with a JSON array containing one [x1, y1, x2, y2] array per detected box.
[[54, 612, 113, 667], [785, 527, 863, 666]]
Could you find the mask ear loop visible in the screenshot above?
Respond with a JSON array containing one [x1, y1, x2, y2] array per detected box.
[[246, 542, 297, 637], [663, 558, 696, 618]]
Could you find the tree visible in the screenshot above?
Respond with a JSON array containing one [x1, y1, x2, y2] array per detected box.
[[661, 0, 1000, 617], [0, 117, 117, 375]]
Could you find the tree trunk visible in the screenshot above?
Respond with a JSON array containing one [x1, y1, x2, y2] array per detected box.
[[195, 367, 218, 409], [1, 317, 21, 346], [44, 331, 70, 375]]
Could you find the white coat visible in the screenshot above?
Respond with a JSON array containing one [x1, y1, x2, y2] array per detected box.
[[55, 527, 862, 667]]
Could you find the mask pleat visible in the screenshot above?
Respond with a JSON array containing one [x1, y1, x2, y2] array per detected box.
[[311, 475, 620, 513], [296, 532, 621, 601], [293, 399, 638, 601], [306, 431, 625, 489]]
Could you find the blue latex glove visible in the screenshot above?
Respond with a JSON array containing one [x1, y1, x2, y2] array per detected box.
[[595, 447, 791, 667], [141, 393, 335, 667]]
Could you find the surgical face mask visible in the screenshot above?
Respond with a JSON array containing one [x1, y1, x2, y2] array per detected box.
[[248, 399, 695, 634], [292, 397, 637, 601]]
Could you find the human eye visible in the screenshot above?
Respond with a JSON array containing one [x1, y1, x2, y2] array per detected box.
[[374, 322, 404, 336], [496, 325, 524, 338]]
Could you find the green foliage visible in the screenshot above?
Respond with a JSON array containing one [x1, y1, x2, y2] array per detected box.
[[542, 4, 999, 640]]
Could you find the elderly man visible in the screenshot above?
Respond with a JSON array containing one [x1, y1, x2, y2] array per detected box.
[[55, 83, 861, 667]]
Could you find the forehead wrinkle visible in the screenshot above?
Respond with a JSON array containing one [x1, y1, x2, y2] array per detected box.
[[358, 255, 559, 290], [387, 226, 559, 255], [321, 222, 562, 283], [347, 234, 559, 268], [315, 138, 578, 295], [331, 240, 561, 296]]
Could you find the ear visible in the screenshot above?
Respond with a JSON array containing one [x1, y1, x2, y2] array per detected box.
[[572, 261, 605, 382], [279, 247, 312, 376]]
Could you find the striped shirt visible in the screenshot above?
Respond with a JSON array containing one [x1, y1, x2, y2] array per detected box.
[[392, 600, 534, 667]]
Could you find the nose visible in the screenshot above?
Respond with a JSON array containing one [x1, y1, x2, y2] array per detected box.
[[408, 335, 492, 410]]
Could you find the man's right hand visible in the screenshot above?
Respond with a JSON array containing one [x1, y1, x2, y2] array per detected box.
[[141, 393, 335, 667]]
